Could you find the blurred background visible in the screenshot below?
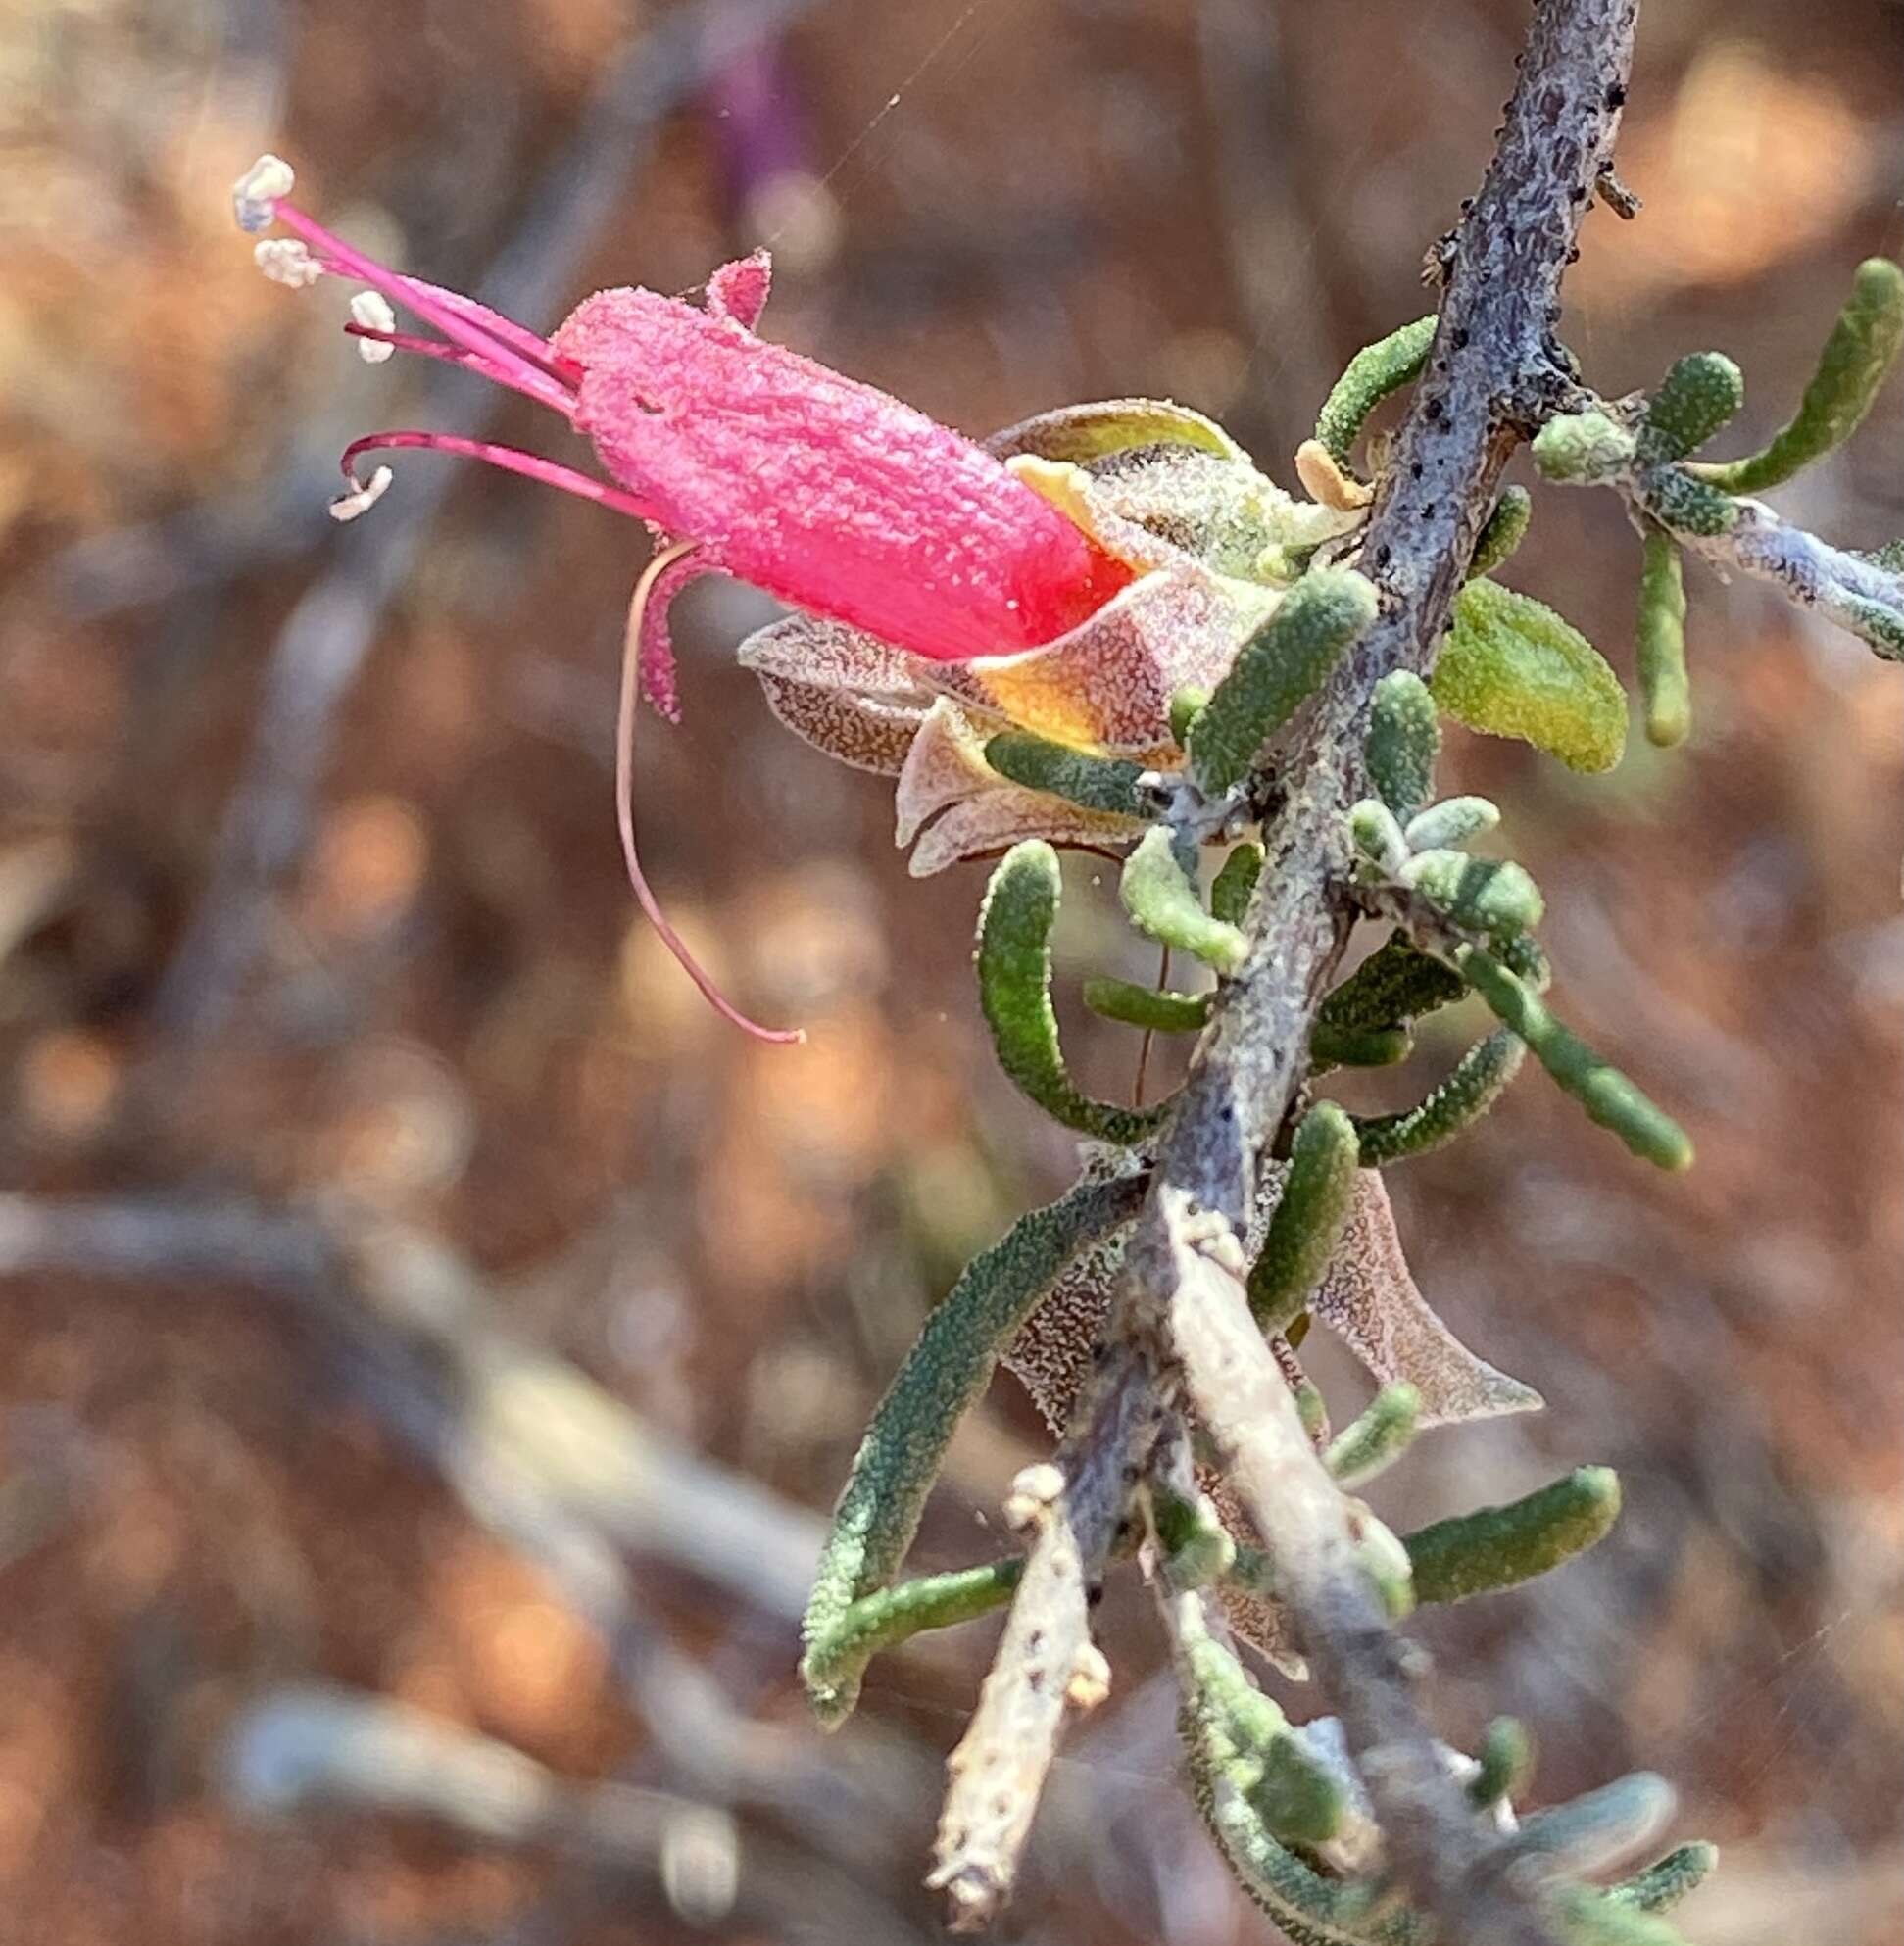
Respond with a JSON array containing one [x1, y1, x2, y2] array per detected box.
[[4, 0, 1904, 1940]]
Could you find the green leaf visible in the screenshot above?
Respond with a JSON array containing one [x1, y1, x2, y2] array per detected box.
[[1170, 685, 1211, 745], [1315, 315, 1438, 462], [1469, 485, 1534, 577], [1608, 1844, 1720, 1915], [1639, 352, 1745, 463], [1365, 669, 1440, 821], [984, 731, 1147, 817], [800, 1171, 1146, 1724], [1403, 795, 1499, 851], [1082, 977, 1211, 1034], [1457, 948, 1693, 1171], [977, 843, 1165, 1143], [1308, 1021, 1413, 1074], [1349, 798, 1410, 871], [1150, 1484, 1237, 1589], [1210, 841, 1264, 926], [1084, 974, 1400, 1070], [1176, 1603, 1346, 1849], [1120, 827, 1248, 974], [1437, 579, 1629, 773], [1635, 527, 1691, 748], [1530, 410, 1637, 484], [803, 1558, 1023, 1707], [1551, 1885, 1693, 1946], [1324, 1383, 1421, 1488], [1404, 1466, 1621, 1605], [1247, 1103, 1360, 1335], [1351, 1028, 1525, 1165], [1189, 569, 1378, 795], [1508, 1773, 1676, 1878], [1468, 1716, 1534, 1810], [1691, 259, 1904, 492], [1401, 850, 1545, 939], [1319, 933, 1465, 1034]]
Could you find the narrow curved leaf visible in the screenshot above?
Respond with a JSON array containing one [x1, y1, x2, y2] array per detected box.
[[800, 1170, 1146, 1724], [1247, 1104, 1360, 1335], [1458, 947, 1693, 1171], [978, 843, 1165, 1143], [1120, 827, 1247, 974], [1691, 259, 1904, 492], [1315, 316, 1438, 463], [1636, 527, 1691, 748], [1404, 1466, 1622, 1605], [1189, 569, 1378, 795]]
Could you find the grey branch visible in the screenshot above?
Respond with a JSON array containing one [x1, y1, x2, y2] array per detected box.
[[1547, 442, 1904, 661], [934, 1, 1640, 1939]]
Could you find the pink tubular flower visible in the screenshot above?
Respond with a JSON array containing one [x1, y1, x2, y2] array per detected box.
[[232, 157, 1131, 1042]]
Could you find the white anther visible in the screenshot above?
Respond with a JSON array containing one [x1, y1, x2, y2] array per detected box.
[[328, 465, 393, 522], [350, 290, 397, 362], [233, 153, 295, 233], [253, 238, 322, 288]]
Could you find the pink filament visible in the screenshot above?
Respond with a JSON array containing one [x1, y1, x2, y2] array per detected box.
[[400, 275, 585, 383], [271, 201, 572, 409], [617, 543, 804, 1045], [338, 431, 660, 522], [342, 323, 576, 416]]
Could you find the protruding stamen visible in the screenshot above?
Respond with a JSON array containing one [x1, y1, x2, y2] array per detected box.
[[254, 238, 322, 288], [233, 153, 295, 232], [337, 430, 659, 522], [350, 291, 398, 363], [329, 465, 394, 522], [616, 544, 804, 1046], [339, 322, 574, 414]]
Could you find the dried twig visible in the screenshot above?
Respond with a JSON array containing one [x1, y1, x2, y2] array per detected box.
[[930, 1340, 1160, 1927], [224, 1681, 937, 1946]]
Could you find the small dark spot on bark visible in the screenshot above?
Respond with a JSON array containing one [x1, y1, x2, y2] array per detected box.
[[1451, 327, 1469, 350], [1607, 81, 1627, 108], [1028, 1629, 1044, 1651], [1028, 1669, 1045, 1693], [1373, 544, 1391, 568], [994, 1792, 1013, 1815], [1409, 461, 1423, 480], [1086, 1583, 1105, 1608]]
